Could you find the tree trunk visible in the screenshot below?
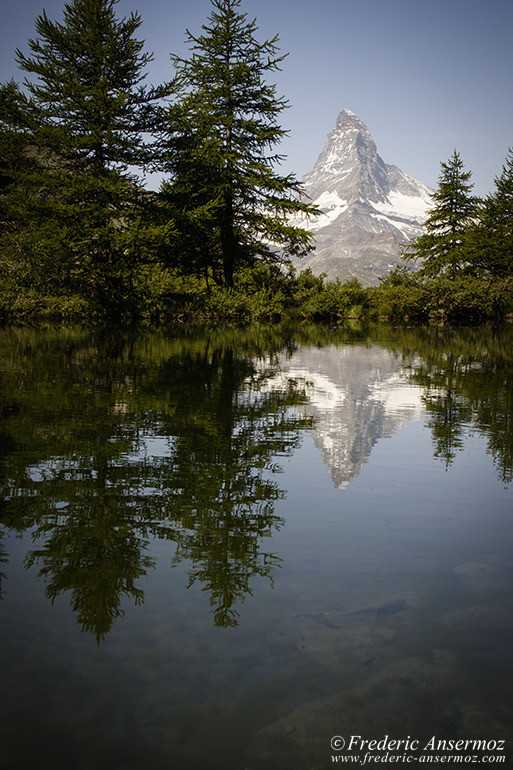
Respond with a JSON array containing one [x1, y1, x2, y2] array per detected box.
[[221, 189, 235, 288]]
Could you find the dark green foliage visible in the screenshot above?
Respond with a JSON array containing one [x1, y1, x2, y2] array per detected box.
[[467, 149, 513, 278], [405, 150, 478, 278], [0, 81, 30, 203], [0, 0, 166, 310], [287, 273, 367, 320], [372, 267, 513, 323], [387, 147, 513, 322], [371, 267, 432, 321], [157, 0, 318, 287]]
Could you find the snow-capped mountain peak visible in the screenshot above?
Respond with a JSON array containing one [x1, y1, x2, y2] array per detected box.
[[294, 110, 433, 284]]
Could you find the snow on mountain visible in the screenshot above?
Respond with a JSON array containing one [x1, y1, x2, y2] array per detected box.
[[292, 109, 433, 285], [259, 343, 424, 488]]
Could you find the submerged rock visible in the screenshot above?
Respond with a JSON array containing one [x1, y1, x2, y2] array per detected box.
[[440, 603, 513, 629], [292, 595, 416, 678], [297, 621, 396, 677], [250, 651, 461, 770], [443, 698, 513, 742], [453, 562, 500, 593]]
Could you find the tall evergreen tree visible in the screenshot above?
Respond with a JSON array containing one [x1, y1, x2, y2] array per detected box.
[[0, 82, 27, 199], [0, 81, 32, 235], [405, 150, 477, 278], [158, 0, 317, 287], [1, 0, 167, 309], [468, 149, 513, 278]]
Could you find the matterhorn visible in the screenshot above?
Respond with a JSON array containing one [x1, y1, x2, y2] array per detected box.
[[293, 109, 433, 284]]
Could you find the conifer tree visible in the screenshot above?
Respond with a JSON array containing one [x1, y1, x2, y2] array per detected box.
[[1, 0, 167, 309], [158, 0, 317, 287], [0, 82, 31, 231], [405, 150, 477, 278], [468, 149, 513, 278]]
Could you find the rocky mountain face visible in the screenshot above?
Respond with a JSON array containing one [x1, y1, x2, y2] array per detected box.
[[292, 109, 433, 285]]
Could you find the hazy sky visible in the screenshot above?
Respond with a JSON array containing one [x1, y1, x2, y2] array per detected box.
[[1, 0, 512, 196]]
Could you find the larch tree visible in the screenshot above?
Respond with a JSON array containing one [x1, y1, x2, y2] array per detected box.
[[405, 150, 477, 278], [468, 149, 513, 278], [158, 0, 318, 288], [1, 0, 168, 310]]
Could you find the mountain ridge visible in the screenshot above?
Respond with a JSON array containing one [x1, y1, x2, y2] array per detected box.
[[293, 109, 433, 285]]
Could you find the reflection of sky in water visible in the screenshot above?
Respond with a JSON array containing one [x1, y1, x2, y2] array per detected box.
[[1, 331, 513, 770], [139, 435, 174, 458]]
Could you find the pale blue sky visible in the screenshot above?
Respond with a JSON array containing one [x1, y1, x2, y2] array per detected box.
[[1, 0, 512, 196]]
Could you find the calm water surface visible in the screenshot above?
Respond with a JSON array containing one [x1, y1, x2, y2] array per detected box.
[[1, 324, 512, 769]]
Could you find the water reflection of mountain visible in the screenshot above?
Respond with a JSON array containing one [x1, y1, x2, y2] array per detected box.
[[278, 345, 424, 487]]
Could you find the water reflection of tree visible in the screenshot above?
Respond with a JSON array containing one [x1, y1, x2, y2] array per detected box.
[[149, 347, 311, 626], [383, 326, 513, 483], [0, 530, 7, 600], [0, 327, 312, 638]]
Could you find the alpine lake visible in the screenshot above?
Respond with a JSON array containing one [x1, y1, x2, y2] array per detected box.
[[1, 323, 513, 770]]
